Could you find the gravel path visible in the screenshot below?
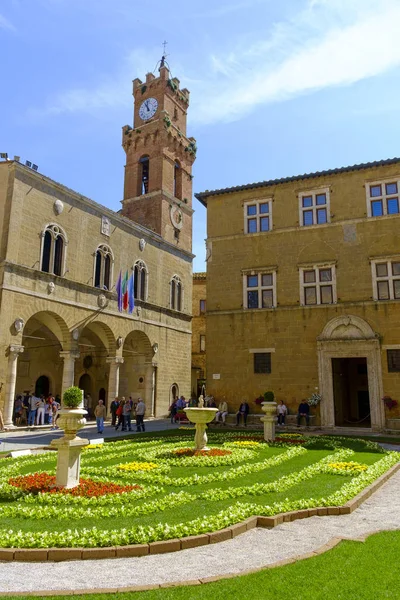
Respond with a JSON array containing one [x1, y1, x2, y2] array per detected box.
[[1, 469, 400, 594]]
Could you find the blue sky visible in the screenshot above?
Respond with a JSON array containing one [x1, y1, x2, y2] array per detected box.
[[2, 0, 400, 271]]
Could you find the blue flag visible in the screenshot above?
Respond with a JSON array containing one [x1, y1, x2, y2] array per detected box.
[[128, 272, 135, 314], [116, 271, 122, 312]]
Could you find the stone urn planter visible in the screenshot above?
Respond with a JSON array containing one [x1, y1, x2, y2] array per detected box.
[[50, 406, 89, 489], [260, 401, 277, 441], [184, 396, 218, 451]]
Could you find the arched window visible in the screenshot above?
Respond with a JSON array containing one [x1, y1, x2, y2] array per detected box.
[[139, 155, 150, 196], [94, 245, 114, 290], [40, 224, 67, 276], [170, 275, 183, 311], [133, 260, 148, 301], [173, 161, 182, 200]]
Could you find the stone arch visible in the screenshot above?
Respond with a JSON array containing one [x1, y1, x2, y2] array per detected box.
[[319, 315, 377, 341], [23, 310, 69, 348], [79, 321, 116, 355], [121, 330, 155, 413]]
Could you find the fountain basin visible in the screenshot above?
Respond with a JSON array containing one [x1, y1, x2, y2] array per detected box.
[[184, 407, 218, 424]]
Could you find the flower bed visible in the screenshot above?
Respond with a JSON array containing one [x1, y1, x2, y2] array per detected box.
[[0, 433, 397, 548], [8, 473, 141, 497]]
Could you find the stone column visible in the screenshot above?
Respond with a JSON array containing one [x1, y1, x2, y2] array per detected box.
[[3, 345, 24, 428], [106, 356, 124, 412], [60, 351, 80, 401]]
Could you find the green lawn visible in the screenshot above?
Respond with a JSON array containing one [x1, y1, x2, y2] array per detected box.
[[0, 431, 397, 548], [4, 530, 400, 599]]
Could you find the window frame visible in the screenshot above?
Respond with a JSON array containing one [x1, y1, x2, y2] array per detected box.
[[299, 263, 337, 306], [366, 179, 400, 218], [371, 258, 400, 301], [39, 223, 68, 277], [93, 244, 114, 290], [133, 260, 148, 301], [200, 334, 206, 353], [170, 274, 183, 311], [253, 352, 272, 374], [243, 269, 277, 309], [199, 299, 206, 314], [244, 199, 273, 235], [299, 188, 330, 227], [387, 349, 400, 372]]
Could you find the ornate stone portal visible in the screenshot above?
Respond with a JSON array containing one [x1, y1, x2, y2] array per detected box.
[[317, 315, 384, 431]]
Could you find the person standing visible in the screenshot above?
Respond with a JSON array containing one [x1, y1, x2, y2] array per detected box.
[[215, 399, 228, 424], [277, 400, 288, 426], [135, 398, 146, 432], [36, 396, 46, 425], [236, 401, 250, 426], [110, 397, 119, 426], [115, 399, 124, 431], [122, 399, 132, 432], [94, 399, 106, 434], [27, 392, 40, 426]]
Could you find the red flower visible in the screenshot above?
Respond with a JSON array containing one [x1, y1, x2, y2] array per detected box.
[[8, 473, 142, 497], [173, 448, 232, 457]]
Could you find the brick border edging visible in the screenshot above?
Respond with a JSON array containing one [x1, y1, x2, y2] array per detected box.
[[0, 462, 398, 567]]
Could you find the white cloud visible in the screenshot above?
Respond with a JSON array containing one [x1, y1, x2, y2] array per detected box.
[[191, 0, 400, 123], [31, 0, 400, 125], [0, 13, 16, 30]]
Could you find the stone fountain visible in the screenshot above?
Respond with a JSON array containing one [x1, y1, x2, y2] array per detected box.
[[184, 395, 218, 451]]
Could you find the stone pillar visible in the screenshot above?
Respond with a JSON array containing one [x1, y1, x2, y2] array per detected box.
[[60, 351, 80, 401], [106, 356, 124, 412], [3, 345, 24, 428]]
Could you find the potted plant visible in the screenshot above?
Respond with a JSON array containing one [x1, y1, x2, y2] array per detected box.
[[63, 386, 83, 408], [263, 391, 275, 403]]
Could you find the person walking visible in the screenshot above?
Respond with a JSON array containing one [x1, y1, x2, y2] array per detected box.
[[94, 399, 106, 434], [135, 398, 146, 432], [115, 399, 124, 431]]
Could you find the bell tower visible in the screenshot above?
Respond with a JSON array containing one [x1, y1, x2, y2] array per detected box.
[[121, 61, 196, 253]]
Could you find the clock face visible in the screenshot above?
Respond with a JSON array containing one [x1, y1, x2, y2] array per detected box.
[[139, 97, 158, 121]]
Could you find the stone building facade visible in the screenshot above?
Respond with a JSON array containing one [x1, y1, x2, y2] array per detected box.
[[191, 273, 206, 398], [0, 63, 195, 426], [196, 158, 400, 432]]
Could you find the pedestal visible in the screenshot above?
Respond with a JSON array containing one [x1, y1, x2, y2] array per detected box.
[[260, 402, 277, 441], [194, 423, 208, 451], [51, 437, 89, 488], [51, 407, 89, 488]]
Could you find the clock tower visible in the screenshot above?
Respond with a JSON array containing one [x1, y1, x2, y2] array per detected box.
[[121, 63, 196, 253]]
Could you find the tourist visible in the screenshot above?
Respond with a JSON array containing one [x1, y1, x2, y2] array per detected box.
[[215, 399, 228, 424], [94, 399, 106, 434], [27, 392, 40, 426], [110, 397, 119, 426], [236, 401, 250, 426], [36, 396, 46, 425], [51, 399, 60, 430], [169, 399, 178, 423], [277, 400, 288, 426], [122, 398, 132, 432], [115, 399, 124, 431], [135, 398, 146, 432], [176, 396, 186, 410], [13, 395, 23, 426], [45, 396, 53, 425], [188, 397, 198, 407], [207, 396, 216, 408], [297, 400, 310, 427]]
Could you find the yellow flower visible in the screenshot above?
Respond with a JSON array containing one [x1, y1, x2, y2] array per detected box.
[[232, 441, 261, 447], [117, 462, 159, 472], [83, 444, 104, 450]]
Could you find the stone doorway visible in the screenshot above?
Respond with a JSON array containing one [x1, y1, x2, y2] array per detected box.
[[35, 375, 50, 398], [332, 357, 371, 427], [317, 315, 385, 431]]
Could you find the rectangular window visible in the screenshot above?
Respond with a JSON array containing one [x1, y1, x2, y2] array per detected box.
[[367, 181, 400, 217], [254, 352, 271, 374], [300, 265, 336, 305], [372, 260, 400, 301], [299, 189, 330, 227], [200, 335, 206, 353], [244, 271, 276, 309], [199, 299, 206, 314], [387, 349, 400, 372], [244, 200, 272, 234]]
